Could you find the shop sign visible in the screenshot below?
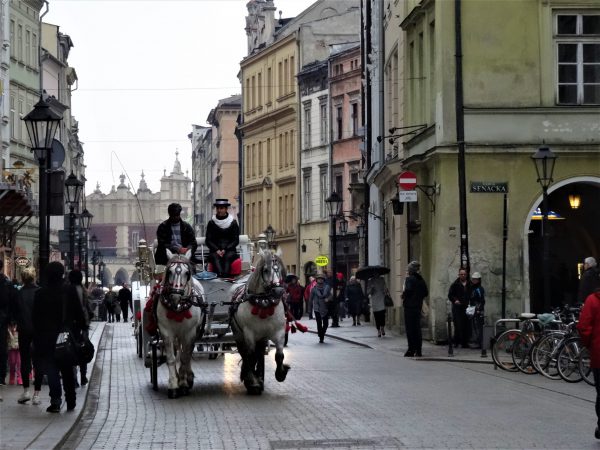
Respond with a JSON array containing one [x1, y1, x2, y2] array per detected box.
[[315, 255, 329, 267], [15, 256, 30, 267]]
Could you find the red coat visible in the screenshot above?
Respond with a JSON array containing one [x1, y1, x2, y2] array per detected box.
[[577, 291, 600, 368]]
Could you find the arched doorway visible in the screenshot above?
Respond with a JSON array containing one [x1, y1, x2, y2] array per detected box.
[[114, 268, 130, 286], [527, 178, 600, 312], [303, 261, 317, 285]]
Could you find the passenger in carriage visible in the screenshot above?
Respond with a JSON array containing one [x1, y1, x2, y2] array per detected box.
[[155, 203, 198, 265], [205, 199, 240, 278]]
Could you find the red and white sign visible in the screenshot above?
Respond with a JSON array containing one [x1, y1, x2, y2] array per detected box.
[[397, 171, 417, 190]]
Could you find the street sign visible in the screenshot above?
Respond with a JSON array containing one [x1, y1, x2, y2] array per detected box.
[[315, 255, 329, 267], [399, 191, 418, 202], [397, 171, 417, 190]]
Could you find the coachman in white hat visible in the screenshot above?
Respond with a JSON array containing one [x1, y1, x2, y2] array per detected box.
[[205, 199, 240, 277]]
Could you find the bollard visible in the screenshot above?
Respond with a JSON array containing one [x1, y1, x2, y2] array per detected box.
[[447, 313, 454, 356]]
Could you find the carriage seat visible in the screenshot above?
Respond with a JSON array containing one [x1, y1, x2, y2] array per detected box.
[[196, 235, 250, 278]]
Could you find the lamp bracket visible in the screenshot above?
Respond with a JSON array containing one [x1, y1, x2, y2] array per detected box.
[[377, 124, 427, 144], [415, 184, 438, 213], [302, 238, 322, 248]]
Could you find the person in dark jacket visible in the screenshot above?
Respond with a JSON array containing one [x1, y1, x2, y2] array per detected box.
[[155, 203, 198, 265], [205, 199, 239, 278], [118, 284, 133, 322], [469, 272, 486, 350], [68, 270, 93, 386], [285, 275, 304, 320], [578, 257, 600, 304], [345, 276, 365, 326], [576, 288, 600, 440], [310, 273, 332, 343], [402, 261, 429, 357], [0, 259, 17, 391], [14, 267, 41, 404], [448, 268, 472, 348], [33, 262, 86, 413]]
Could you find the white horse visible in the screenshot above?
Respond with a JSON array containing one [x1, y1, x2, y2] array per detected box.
[[156, 249, 204, 398], [230, 249, 289, 395]]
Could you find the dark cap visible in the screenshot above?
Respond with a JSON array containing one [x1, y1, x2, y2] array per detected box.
[[168, 203, 182, 216], [213, 198, 231, 207]]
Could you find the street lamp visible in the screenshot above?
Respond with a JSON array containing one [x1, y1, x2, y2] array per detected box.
[[326, 191, 343, 327], [531, 145, 557, 312], [90, 234, 99, 283], [65, 172, 84, 270], [264, 225, 276, 249], [22, 96, 63, 281], [79, 208, 93, 284], [98, 257, 105, 288]]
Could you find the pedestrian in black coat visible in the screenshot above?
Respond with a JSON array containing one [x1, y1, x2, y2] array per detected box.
[[402, 261, 429, 357], [33, 262, 86, 412], [579, 257, 600, 304], [0, 259, 17, 389], [448, 268, 472, 348], [344, 276, 365, 326], [118, 284, 133, 322]]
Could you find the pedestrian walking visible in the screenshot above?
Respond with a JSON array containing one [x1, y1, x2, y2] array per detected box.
[[402, 261, 428, 356], [118, 284, 133, 322], [368, 274, 388, 337], [469, 272, 485, 350], [304, 276, 316, 319], [7, 323, 21, 385], [285, 275, 304, 321], [68, 270, 93, 386], [448, 268, 472, 348], [579, 257, 600, 304], [14, 267, 41, 404], [310, 273, 332, 343], [345, 276, 365, 326], [0, 259, 18, 395], [33, 261, 86, 413], [104, 290, 115, 323], [576, 287, 600, 440]]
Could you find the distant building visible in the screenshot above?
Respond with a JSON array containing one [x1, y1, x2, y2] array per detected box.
[[86, 153, 192, 286]]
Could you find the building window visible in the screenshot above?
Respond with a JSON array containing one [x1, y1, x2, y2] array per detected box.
[[25, 29, 30, 66], [556, 13, 600, 105], [251, 75, 256, 109], [257, 72, 262, 107], [258, 141, 263, 176], [351, 103, 358, 136], [303, 170, 311, 222], [290, 130, 295, 166], [278, 62, 283, 97], [267, 67, 272, 103], [304, 105, 311, 149], [336, 106, 343, 140], [131, 231, 139, 252], [320, 101, 327, 143], [335, 174, 343, 197], [319, 167, 327, 219], [267, 138, 272, 174]]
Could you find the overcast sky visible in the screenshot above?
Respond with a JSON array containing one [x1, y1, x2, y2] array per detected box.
[[45, 0, 315, 194]]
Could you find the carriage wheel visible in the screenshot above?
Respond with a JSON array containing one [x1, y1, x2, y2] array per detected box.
[[151, 342, 159, 391]]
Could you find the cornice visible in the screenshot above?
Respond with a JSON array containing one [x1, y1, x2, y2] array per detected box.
[[239, 104, 296, 133]]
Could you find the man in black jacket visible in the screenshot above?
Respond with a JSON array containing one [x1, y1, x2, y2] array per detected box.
[[205, 199, 239, 277], [402, 261, 429, 357], [0, 260, 17, 389], [448, 268, 472, 348], [155, 203, 197, 265], [579, 257, 600, 304]]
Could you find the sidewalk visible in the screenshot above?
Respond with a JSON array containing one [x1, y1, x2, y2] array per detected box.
[[0, 321, 107, 450], [316, 316, 492, 364]]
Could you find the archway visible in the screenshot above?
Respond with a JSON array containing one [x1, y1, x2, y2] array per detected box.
[[526, 177, 600, 312], [114, 268, 130, 286], [303, 261, 317, 285]]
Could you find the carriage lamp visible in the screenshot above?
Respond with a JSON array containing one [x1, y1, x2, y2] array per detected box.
[[531, 145, 557, 313], [338, 216, 348, 236], [22, 96, 63, 279]]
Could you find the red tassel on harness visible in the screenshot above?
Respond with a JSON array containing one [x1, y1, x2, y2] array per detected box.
[[166, 309, 192, 322], [294, 321, 308, 333]]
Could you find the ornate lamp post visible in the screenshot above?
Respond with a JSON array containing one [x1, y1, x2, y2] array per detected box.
[[22, 97, 63, 281], [65, 172, 84, 270], [326, 192, 343, 327], [79, 208, 93, 284], [98, 257, 105, 288], [90, 234, 99, 283], [264, 225, 276, 249], [531, 145, 557, 312]]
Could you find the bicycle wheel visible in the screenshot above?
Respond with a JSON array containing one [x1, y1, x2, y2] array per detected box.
[[578, 347, 595, 386], [532, 332, 563, 380], [492, 329, 520, 372], [512, 331, 538, 374], [557, 338, 583, 383]]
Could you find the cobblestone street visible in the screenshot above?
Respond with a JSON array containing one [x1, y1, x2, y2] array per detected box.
[[48, 321, 600, 449]]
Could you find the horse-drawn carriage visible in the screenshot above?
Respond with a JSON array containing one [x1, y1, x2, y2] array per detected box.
[[134, 235, 292, 397]]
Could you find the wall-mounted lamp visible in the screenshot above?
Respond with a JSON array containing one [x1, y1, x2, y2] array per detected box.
[[301, 237, 322, 253], [568, 193, 581, 210], [376, 124, 427, 144]]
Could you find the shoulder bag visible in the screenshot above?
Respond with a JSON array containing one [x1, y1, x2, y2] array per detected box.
[[384, 290, 394, 307], [54, 295, 80, 367]]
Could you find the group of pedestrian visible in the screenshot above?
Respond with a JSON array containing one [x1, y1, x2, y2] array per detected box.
[[103, 284, 132, 323], [447, 268, 485, 350], [0, 260, 93, 413]]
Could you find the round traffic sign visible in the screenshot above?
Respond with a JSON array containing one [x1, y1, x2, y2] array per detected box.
[[397, 171, 417, 190], [315, 255, 329, 267]]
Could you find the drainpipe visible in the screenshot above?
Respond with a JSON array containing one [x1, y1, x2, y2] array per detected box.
[[39, 1, 49, 95], [362, 0, 372, 266], [455, 0, 470, 271]]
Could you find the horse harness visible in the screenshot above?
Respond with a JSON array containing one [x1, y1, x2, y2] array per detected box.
[[159, 258, 204, 315]]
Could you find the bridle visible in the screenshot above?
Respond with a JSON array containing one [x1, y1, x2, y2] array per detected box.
[[160, 256, 203, 312]]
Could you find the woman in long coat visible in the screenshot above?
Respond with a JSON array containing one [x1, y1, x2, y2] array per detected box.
[[345, 276, 365, 326], [368, 274, 388, 337]]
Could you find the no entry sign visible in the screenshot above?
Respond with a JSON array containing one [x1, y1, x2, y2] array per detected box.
[[397, 171, 417, 190]]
